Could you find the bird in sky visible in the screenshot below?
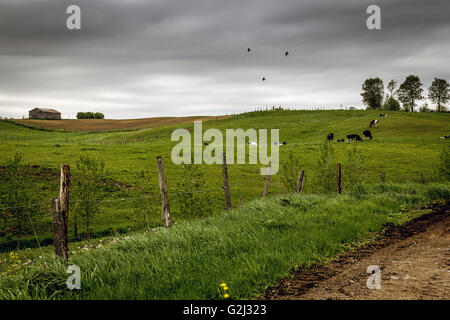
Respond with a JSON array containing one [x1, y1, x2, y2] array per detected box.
[[285, 51, 289, 56], [247, 48, 251, 52], [262, 77, 266, 81]]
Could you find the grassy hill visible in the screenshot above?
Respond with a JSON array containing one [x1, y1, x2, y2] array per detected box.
[[0, 109, 449, 299], [0, 110, 449, 249]]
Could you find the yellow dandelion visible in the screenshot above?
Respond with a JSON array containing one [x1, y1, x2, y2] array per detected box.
[[224, 294, 230, 299], [224, 286, 229, 291], [219, 283, 227, 287]]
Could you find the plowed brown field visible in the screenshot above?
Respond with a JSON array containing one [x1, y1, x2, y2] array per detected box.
[[15, 115, 227, 132]]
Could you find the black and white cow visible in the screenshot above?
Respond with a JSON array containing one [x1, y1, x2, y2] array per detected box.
[[327, 133, 334, 142], [363, 130, 372, 140], [347, 134, 362, 141], [378, 113, 388, 117], [274, 141, 287, 145], [336, 139, 345, 142], [370, 119, 379, 128], [440, 135, 450, 139]]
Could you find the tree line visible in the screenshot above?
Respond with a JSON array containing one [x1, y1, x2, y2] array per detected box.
[[361, 76, 449, 112], [76, 112, 105, 119]]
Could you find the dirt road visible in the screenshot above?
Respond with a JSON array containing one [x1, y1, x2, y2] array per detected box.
[[263, 202, 449, 300]]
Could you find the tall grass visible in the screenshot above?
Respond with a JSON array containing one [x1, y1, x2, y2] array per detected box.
[[0, 183, 448, 300]]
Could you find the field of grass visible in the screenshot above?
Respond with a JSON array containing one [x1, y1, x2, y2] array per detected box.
[[0, 110, 449, 250], [13, 116, 227, 132], [0, 183, 448, 299]]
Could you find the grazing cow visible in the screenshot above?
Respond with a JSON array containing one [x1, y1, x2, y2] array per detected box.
[[327, 133, 334, 142], [274, 141, 287, 145], [363, 130, 372, 140], [378, 113, 388, 117], [370, 119, 379, 128], [248, 141, 258, 146], [440, 135, 450, 139], [347, 134, 362, 141], [336, 139, 345, 142]]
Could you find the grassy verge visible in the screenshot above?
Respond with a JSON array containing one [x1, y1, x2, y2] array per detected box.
[[0, 183, 448, 300]]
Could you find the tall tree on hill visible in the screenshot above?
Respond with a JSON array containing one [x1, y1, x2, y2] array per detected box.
[[361, 78, 384, 110], [428, 78, 449, 112], [397, 75, 424, 112], [387, 79, 397, 98], [383, 79, 400, 110]]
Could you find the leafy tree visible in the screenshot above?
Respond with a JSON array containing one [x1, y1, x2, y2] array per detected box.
[[428, 78, 449, 112], [0, 152, 43, 249], [361, 78, 384, 110], [94, 112, 105, 119], [345, 145, 368, 188], [130, 169, 156, 230], [397, 75, 424, 112], [383, 96, 401, 111], [175, 164, 213, 217], [314, 140, 337, 193], [73, 155, 105, 240], [281, 151, 302, 192]]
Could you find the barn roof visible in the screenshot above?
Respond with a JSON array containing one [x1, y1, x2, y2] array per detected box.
[[30, 108, 61, 114]]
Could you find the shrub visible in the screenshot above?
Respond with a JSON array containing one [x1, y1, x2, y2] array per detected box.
[[280, 151, 302, 192], [73, 155, 105, 240], [345, 144, 368, 189], [175, 164, 213, 217], [313, 140, 336, 193], [433, 143, 450, 182]]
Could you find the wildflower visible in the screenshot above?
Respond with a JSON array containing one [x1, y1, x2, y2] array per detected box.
[[224, 287, 229, 291], [224, 294, 230, 299], [220, 283, 227, 287]]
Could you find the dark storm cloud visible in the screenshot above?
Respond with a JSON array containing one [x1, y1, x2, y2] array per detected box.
[[0, 0, 449, 118]]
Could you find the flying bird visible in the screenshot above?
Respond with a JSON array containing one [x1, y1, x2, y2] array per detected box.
[[247, 48, 251, 52], [285, 51, 289, 56], [262, 77, 266, 81]]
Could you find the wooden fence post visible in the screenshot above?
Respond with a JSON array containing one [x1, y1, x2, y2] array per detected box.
[[51, 197, 68, 260], [240, 195, 242, 208], [156, 156, 171, 227], [222, 153, 232, 210], [381, 171, 386, 184], [60, 164, 70, 256], [337, 163, 342, 194], [296, 170, 305, 193], [263, 166, 272, 197], [421, 173, 425, 184]]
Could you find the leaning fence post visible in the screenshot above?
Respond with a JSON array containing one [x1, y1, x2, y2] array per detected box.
[[156, 156, 171, 227], [263, 166, 272, 197], [381, 171, 386, 184], [222, 153, 232, 210], [337, 163, 342, 194], [51, 197, 68, 260], [296, 170, 305, 193], [421, 173, 425, 184]]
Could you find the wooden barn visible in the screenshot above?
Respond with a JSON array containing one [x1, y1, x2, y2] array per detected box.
[[29, 108, 61, 120]]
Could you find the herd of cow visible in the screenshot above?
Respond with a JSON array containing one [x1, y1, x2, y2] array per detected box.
[[327, 113, 388, 143]]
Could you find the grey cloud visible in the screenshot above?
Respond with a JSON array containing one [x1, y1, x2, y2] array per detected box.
[[0, 0, 449, 119]]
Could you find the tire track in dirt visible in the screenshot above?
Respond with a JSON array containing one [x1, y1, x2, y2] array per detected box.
[[262, 201, 450, 300]]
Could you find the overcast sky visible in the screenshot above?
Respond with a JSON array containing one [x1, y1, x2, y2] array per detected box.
[[0, 0, 449, 119]]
